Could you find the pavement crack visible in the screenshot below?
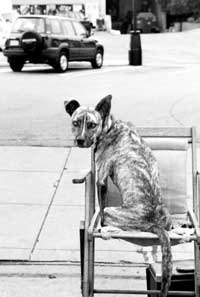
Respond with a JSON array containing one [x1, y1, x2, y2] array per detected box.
[[169, 96, 186, 126], [28, 148, 72, 260]]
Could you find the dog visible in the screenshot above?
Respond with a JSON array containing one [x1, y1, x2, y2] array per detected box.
[[64, 95, 172, 297]]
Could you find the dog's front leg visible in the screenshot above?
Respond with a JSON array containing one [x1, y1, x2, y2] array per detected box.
[[97, 160, 113, 224], [97, 160, 113, 186], [97, 183, 107, 226]]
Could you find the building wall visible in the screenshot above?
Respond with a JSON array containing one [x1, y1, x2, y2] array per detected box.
[[118, 0, 143, 18], [12, 0, 106, 24], [12, 0, 105, 14], [12, 0, 85, 4], [119, 0, 131, 19]]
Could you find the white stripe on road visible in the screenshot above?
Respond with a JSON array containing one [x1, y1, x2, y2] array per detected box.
[[0, 65, 131, 76], [59, 65, 131, 79]]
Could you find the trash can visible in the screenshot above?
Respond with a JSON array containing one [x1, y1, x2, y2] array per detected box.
[[146, 261, 194, 297], [129, 31, 142, 66]]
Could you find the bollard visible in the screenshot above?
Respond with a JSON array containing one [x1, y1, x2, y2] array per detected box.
[[129, 31, 142, 66]]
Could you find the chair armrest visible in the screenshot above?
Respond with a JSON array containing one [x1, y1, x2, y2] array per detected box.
[[72, 169, 92, 184], [88, 207, 101, 238], [188, 206, 200, 244]]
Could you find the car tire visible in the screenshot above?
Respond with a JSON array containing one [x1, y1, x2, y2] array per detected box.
[[21, 31, 43, 53], [91, 49, 103, 69], [53, 51, 68, 73], [9, 59, 24, 72]]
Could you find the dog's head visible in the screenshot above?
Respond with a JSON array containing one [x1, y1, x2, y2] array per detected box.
[[64, 95, 112, 148]]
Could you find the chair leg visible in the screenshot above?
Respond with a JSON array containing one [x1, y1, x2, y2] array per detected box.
[[88, 237, 95, 297], [81, 228, 95, 297], [80, 221, 85, 296], [82, 222, 91, 297], [194, 242, 200, 297]]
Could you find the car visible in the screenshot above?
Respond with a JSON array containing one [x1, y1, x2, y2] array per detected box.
[[3, 15, 104, 72], [136, 12, 160, 33], [120, 11, 160, 34]]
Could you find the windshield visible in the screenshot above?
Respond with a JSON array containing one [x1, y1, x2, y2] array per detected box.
[[11, 17, 45, 33]]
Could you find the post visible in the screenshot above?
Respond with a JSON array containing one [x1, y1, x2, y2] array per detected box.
[[132, 0, 137, 31], [129, 0, 142, 66]]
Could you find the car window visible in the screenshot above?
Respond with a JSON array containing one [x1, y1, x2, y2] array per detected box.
[[49, 19, 62, 34], [63, 20, 75, 36], [46, 18, 51, 34], [72, 21, 87, 37], [12, 17, 45, 33]]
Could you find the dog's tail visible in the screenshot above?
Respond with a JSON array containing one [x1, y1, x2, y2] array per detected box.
[[152, 227, 172, 297]]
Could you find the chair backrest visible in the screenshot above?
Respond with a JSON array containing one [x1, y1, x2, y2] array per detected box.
[[102, 127, 197, 222]]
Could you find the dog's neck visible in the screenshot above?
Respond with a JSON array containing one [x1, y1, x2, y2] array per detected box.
[[102, 114, 114, 135], [93, 114, 114, 152]]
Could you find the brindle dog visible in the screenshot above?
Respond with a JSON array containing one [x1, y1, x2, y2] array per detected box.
[[64, 95, 172, 297]]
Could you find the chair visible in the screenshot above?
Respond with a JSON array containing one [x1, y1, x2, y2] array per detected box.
[[74, 127, 200, 297]]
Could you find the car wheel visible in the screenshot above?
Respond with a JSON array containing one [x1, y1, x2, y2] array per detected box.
[[21, 31, 43, 53], [9, 59, 24, 72], [91, 50, 103, 69], [53, 52, 68, 73]]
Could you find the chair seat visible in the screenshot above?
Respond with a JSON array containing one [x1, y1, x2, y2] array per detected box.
[[93, 227, 195, 246], [88, 206, 195, 247]]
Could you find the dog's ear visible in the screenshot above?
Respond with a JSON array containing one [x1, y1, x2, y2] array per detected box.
[[95, 95, 112, 120], [64, 100, 80, 116]]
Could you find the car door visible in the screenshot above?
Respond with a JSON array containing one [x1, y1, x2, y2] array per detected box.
[[48, 18, 65, 47], [62, 19, 81, 60], [72, 21, 96, 59]]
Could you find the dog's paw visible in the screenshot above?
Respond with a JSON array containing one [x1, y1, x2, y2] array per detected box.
[[100, 226, 120, 240], [171, 227, 194, 235], [170, 227, 194, 243]]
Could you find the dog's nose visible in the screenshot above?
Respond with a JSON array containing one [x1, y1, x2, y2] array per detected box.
[[77, 139, 85, 147]]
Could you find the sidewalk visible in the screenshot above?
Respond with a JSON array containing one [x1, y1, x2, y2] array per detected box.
[[0, 146, 148, 297], [0, 145, 196, 262], [0, 146, 151, 263], [0, 146, 88, 261]]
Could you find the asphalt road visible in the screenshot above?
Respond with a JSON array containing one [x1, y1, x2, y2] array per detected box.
[[1, 31, 200, 146]]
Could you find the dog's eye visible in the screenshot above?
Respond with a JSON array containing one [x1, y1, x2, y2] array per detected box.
[[87, 122, 97, 129], [72, 121, 79, 127]]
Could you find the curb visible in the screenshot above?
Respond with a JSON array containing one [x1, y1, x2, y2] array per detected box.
[[0, 262, 147, 279]]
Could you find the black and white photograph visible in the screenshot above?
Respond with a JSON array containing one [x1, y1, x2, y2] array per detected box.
[[0, 0, 199, 296]]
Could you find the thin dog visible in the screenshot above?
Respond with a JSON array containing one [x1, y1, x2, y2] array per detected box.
[[64, 95, 172, 297]]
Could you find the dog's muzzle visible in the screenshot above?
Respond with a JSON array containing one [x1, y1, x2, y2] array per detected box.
[[76, 138, 86, 147], [75, 137, 94, 148]]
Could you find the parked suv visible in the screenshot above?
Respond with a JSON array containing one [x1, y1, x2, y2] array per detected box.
[[3, 15, 104, 72]]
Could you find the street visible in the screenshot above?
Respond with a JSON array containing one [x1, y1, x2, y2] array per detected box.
[[1, 31, 200, 146]]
